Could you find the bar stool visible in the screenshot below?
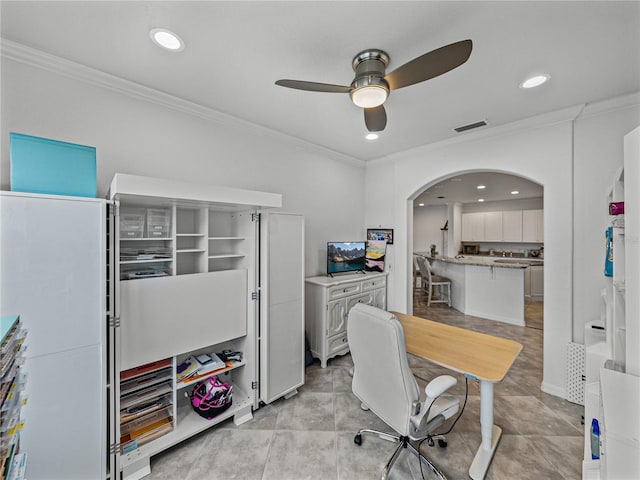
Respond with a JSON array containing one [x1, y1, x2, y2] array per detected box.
[[416, 256, 451, 307]]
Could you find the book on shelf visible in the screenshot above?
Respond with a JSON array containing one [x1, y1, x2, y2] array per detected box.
[[120, 382, 172, 411], [120, 358, 172, 381], [121, 417, 173, 454], [176, 353, 226, 383], [120, 393, 172, 423], [120, 367, 172, 396]]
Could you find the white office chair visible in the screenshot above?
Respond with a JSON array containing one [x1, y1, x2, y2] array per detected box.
[[416, 256, 452, 307], [347, 304, 459, 480]]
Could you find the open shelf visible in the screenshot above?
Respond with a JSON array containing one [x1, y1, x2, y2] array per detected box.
[[176, 360, 246, 390]]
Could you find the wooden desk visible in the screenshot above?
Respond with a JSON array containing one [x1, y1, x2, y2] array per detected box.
[[393, 312, 522, 480]]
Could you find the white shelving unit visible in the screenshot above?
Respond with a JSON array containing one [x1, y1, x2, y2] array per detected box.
[[109, 174, 298, 480], [583, 125, 640, 479]]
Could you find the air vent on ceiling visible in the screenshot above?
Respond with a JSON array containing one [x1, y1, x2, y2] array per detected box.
[[453, 120, 487, 133]]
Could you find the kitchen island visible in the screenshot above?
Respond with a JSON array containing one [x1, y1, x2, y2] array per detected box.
[[415, 252, 542, 326]]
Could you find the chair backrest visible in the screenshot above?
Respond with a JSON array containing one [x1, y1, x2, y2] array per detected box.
[[347, 304, 419, 436], [415, 255, 433, 284]]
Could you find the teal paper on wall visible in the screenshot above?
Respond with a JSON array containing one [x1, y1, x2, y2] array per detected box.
[[10, 132, 96, 197]]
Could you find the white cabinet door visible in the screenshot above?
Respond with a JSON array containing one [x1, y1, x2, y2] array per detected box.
[[484, 211, 503, 241], [462, 212, 485, 241], [523, 209, 544, 242], [259, 212, 305, 404], [327, 299, 347, 336], [373, 288, 387, 309], [524, 267, 531, 298], [502, 211, 523, 242], [531, 266, 544, 297]]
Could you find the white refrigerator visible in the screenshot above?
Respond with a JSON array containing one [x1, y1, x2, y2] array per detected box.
[[0, 191, 109, 480]]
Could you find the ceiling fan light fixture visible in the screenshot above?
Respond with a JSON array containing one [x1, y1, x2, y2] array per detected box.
[[150, 28, 185, 52], [351, 85, 388, 108]]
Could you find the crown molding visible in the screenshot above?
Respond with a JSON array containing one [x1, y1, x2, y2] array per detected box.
[[368, 104, 584, 166], [577, 91, 640, 120], [1, 39, 364, 168]]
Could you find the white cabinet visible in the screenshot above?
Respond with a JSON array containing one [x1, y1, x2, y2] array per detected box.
[[462, 211, 500, 242], [259, 212, 305, 404], [502, 210, 523, 242], [530, 266, 544, 299], [305, 272, 387, 367], [484, 211, 503, 241], [109, 174, 304, 480], [462, 212, 485, 241], [0, 192, 109, 480], [463, 209, 543, 243], [522, 209, 544, 242]]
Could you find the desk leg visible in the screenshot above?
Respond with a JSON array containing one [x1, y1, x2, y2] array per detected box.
[[469, 380, 502, 480]]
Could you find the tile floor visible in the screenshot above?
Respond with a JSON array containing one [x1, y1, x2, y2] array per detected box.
[[146, 294, 584, 480]]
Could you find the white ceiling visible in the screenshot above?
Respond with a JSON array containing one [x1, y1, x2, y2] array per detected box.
[[1, 1, 639, 162], [414, 172, 543, 206]]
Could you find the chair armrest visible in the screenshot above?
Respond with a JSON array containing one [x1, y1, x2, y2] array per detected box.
[[425, 375, 457, 399], [409, 375, 458, 438]]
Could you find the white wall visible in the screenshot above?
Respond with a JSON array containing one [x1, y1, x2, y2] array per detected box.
[[0, 56, 366, 277], [413, 205, 447, 254], [365, 97, 640, 398]]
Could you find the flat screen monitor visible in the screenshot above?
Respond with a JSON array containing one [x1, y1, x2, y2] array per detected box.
[[327, 242, 366, 275]]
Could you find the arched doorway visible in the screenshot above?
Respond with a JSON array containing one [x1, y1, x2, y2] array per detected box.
[[409, 171, 544, 330]]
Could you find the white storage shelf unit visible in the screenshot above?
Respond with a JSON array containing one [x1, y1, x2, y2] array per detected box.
[[582, 125, 640, 479], [109, 174, 282, 480]]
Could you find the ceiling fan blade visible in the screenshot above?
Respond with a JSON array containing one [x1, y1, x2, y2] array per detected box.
[[275, 79, 351, 93], [364, 105, 387, 132], [384, 39, 473, 91]]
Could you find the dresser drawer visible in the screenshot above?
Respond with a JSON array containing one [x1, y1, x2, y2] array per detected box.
[[362, 277, 386, 292], [328, 333, 349, 356], [328, 282, 361, 300]]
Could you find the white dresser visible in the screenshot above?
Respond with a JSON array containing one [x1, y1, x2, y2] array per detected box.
[[305, 272, 387, 367]]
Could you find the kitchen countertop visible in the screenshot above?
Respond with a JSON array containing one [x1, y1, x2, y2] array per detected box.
[[414, 252, 544, 269]]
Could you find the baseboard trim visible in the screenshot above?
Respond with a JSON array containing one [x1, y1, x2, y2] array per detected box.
[[541, 380, 566, 399]]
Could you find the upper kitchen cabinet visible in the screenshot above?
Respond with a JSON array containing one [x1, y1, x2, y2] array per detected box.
[[462, 212, 486, 241], [522, 209, 544, 243], [462, 209, 542, 243], [502, 210, 523, 242], [462, 211, 502, 242], [484, 211, 503, 241]]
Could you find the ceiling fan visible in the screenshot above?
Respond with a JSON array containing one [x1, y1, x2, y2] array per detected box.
[[275, 40, 472, 133]]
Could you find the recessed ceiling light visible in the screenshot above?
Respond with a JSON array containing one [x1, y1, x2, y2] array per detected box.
[[477, 185, 486, 190], [520, 74, 550, 89], [150, 28, 185, 52], [365, 133, 379, 140], [511, 190, 520, 195], [478, 198, 485, 202], [418, 203, 425, 207]]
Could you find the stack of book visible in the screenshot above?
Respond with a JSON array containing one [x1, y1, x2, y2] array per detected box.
[[176, 353, 227, 384], [120, 359, 174, 454], [0, 316, 27, 480]]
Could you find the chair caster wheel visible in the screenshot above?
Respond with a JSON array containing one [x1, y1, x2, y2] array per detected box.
[[354, 434, 362, 446], [427, 437, 435, 447], [438, 439, 447, 448]]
